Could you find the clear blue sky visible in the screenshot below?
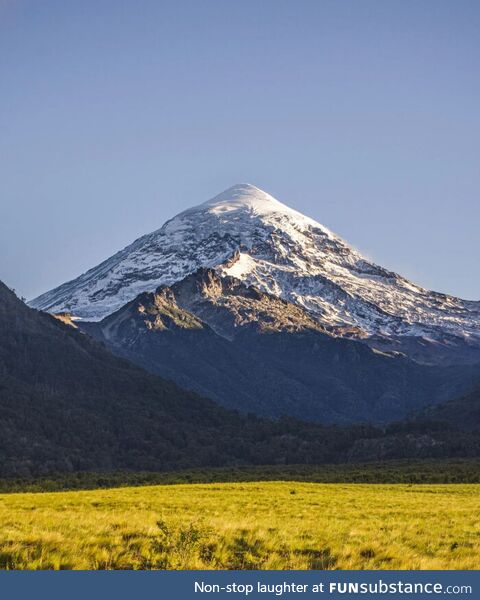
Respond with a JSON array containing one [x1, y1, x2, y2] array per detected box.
[[1, 0, 479, 300]]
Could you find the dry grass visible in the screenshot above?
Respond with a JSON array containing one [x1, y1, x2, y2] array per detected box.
[[0, 482, 478, 569]]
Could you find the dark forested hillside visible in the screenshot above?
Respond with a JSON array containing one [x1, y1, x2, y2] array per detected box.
[[414, 385, 480, 431], [1, 281, 479, 478], [0, 280, 353, 476]]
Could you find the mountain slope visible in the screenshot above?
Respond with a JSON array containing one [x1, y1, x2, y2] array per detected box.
[[414, 385, 480, 432], [80, 284, 325, 420], [30, 184, 480, 365], [0, 280, 367, 476], [83, 269, 479, 425], [2, 281, 480, 473]]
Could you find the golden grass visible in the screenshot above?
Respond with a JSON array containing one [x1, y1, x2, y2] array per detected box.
[[0, 482, 478, 569]]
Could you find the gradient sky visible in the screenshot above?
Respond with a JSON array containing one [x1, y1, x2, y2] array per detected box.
[[1, 0, 479, 301]]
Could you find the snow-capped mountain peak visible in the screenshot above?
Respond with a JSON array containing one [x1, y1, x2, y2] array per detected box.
[[30, 184, 480, 362], [163, 182, 333, 238], [201, 183, 320, 223], [203, 183, 280, 211]]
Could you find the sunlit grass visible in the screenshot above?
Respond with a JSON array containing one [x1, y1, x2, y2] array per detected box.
[[0, 482, 478, 569]]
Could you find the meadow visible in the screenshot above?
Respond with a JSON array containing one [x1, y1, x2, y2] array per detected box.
[[0, 481, 479, 570]]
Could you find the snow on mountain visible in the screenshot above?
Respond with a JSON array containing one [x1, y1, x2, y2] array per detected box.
[[30, 183, 480, 352]]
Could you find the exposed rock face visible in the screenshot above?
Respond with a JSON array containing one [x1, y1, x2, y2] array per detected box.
[[167, 267, 327, 339]]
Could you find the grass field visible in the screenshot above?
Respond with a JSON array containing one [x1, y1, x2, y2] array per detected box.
[[0, 481, 479, 570]]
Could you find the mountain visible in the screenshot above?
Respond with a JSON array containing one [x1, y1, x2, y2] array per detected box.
[[30, 184, 480, 365], [2, 280, 480, 475], [82, 268, 479, 425]]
